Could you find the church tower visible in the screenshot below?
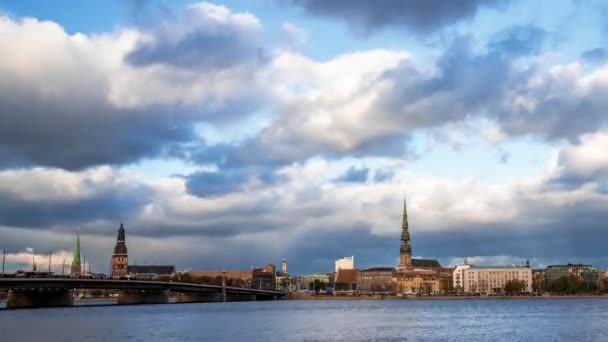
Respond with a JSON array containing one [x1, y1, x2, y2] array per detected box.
[[282, 258, 287, 274], [111, 223, 128, 277], [71, 233, 81, 276], [398, 198, 412, 271]]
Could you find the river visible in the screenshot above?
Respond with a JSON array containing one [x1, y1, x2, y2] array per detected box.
[[1, 299, 607, 341]]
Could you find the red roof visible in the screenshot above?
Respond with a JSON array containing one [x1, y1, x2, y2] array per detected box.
[[335, 269, 359, 283]]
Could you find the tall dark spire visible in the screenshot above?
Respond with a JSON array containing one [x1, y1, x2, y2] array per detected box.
[[398, 196, 412, 269], [114, 223, 127, 255], [112, 222, 129, 277], [401, 198, 410, 243]]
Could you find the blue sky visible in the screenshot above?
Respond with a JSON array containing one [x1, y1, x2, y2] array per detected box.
[[1, 0, 608, 274]]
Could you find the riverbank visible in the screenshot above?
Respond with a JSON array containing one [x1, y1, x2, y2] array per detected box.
[[288, 293, 608, 300]]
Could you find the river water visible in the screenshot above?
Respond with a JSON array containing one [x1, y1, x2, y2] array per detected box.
[[1, 299, 607, 341]]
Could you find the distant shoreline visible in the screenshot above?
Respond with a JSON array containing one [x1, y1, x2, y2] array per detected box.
[[3, 294, 608, 304], [288, 294, 608, 300]]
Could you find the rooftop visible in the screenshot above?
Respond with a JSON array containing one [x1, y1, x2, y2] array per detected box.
[[412, 258, 442, 268], [127, 265, 175, 275], [335, 269, 359, 283], [360, 267, 395, 272], [469, 265, 530, 270]]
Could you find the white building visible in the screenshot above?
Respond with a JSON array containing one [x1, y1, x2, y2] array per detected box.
[[453, 264, 471, 291], [335, 256, 354, 272], [463, 266, 532, 294]]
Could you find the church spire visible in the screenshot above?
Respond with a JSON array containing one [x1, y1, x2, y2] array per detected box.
[[112, 222, 128, 277], [398, 196, 412, 270], [401, 197, 410, 242]]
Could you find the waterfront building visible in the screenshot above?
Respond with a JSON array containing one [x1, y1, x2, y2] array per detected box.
[[334, 268, 359, 293], [252, 264, 276, 290], [71, 232, 81, 277], [300, 273, 332, 291], [395, 271, 442, 295], [546, 264, 593, 283], [276, 259, 297, 292], [545, 264, 601, 291], [453, 259, 471, 292], [187, 270, 252, 287], [275, 272, 298, 292], [463, 266, 532, 294], [335, 256, 354, 272], [581, 268, 602, 291], [357, 267, 394, 294], [111, 223, 128, 277]]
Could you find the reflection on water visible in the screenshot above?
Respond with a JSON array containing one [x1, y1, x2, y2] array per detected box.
[[1, 299, 607, 341]]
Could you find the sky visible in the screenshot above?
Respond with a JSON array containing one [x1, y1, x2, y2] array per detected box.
[[1, 0, 608, 275]]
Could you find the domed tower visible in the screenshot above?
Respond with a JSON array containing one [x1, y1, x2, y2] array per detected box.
[[398, 198, 412, 271], [111, 223, 128, 277]]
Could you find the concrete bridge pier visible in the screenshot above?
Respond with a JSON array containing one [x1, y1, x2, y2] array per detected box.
[[175, 293, 223, 303], [117, 290, 169, 305], [7, 289, 74, 309]]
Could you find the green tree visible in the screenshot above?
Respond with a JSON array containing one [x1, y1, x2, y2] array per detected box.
[[313, 279, 326, 292], [532, 274, 546, 294], [505, 279, 526, 295], [550, 275, 584, 294]]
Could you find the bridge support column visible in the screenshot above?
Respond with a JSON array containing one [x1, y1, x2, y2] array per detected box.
[[176, 293, 222, 303], [7, 289, 73, 309], [117, 290, 169, 305]]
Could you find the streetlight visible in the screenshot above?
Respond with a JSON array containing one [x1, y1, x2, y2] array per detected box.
[[1, 249, 5, 277]]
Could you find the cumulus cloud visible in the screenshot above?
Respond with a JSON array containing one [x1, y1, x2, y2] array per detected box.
[[0, 167, 151, 228], [126, 2, 265, 69], [2, 140, 608, 273], [280, 0, 506, 35], [0, 5, 266, 170]]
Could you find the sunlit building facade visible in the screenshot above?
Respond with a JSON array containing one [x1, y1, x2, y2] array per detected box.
[[463, 266, 532, 294]]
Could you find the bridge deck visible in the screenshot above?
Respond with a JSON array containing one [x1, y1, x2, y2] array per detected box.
[[0, 278, 284, 296]]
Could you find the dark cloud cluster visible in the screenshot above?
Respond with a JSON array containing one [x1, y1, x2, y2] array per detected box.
[[0, 94, 194, 170], [185, 167, 281, 197], [581, 48, 608, 64], [281, 0, 506, 35]]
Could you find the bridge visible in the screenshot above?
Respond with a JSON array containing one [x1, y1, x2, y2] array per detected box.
[[0, 278, 286, 309]]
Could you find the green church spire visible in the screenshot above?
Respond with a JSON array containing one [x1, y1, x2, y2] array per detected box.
[[72, 233, 81, 267]]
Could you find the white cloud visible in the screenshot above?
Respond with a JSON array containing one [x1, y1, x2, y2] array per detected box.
[[558, 132, 608, 178]]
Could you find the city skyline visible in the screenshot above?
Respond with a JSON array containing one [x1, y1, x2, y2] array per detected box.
[[1, 0, 608, 274]]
